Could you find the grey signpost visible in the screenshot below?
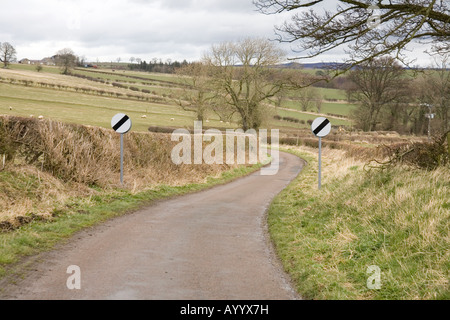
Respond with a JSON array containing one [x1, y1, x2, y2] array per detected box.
[[111, 113, 132, 185], [311, 117, 331, 190], [422, 103, 435, 142]]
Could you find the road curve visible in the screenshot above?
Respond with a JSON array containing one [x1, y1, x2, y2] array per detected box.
[[0, 152, 304, 300]]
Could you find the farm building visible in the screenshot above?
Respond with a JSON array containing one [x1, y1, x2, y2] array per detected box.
[[18, 57, 56, 66]]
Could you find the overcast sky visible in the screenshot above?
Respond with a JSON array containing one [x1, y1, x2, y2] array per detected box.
[[0, 0, 437, 66]]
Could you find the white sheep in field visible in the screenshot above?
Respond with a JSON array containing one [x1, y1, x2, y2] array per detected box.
[[38, 115, 44, 120], [141, 115, 147, 118], [170, 118, 175, 121]]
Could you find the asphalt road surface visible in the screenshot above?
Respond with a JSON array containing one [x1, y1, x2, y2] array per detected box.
[[0, 152, 305, 300]]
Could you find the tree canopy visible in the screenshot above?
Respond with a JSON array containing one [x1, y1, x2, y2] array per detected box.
[[203, 38, 287, 130], [55, 48, 78, 75]]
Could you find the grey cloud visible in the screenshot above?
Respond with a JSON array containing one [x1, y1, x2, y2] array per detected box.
[[9, 0, 418, 64], [129, 0, 256, 13]]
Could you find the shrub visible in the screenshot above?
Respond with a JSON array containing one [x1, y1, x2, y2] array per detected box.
[[367, 131, 450, 170], [0, 116, 236, 188]]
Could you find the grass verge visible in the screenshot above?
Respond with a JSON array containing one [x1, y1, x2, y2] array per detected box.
[[0, 163, 263, 279], [269, 145, 449, 300]]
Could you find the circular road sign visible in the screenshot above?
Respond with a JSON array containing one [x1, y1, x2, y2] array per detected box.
[[111, 113, 132, 134], [311, 117, 331, 137]]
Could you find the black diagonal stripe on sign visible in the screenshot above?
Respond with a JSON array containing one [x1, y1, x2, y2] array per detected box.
[[313, 119, 330, 136], [113, 115, 130, 132]]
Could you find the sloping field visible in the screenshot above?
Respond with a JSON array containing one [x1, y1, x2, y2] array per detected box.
[[0, 65, 226, 131], [1, 64, 354, 132]]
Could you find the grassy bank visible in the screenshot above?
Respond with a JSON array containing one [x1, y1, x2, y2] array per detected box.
[[0, 160, 264, 278], [269, 145, 449, 300]]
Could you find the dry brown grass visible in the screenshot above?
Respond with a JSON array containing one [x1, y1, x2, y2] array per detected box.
[[0, 115, 241, 225], [282, 144, 367, 180], [1, 116, 235, 186], [280, 128, 429, 162]]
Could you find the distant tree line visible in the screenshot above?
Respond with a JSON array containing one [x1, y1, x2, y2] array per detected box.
[[345, 55, 449, 135], [128, 58, 190, 74], [283, 56, 449, 136]]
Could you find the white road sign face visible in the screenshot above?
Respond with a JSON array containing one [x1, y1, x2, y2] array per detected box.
[[111, 113, 132, 134], [311, 117, 331, 137]]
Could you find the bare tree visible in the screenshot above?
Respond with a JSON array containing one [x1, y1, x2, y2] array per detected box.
[[175, 62, 213, 122], [417, 53, 450, 133], [298, 86, 322, 112], [55, 48, 77, 74], [254, 0, 450, 73], [0, 42, 17, 68], [346, 56, 410, 131], [203, 38, 286, 130]]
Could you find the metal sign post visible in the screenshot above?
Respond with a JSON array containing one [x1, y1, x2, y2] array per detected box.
[[111, 113, 132, 185], [311, 117, 331, 190], [120, 133, 124, 185], [318, 136, 322, 189], [422, 103, 434, 142]]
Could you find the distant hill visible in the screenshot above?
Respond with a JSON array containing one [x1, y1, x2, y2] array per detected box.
[[278, 61, 447, 71], [279, 62, 351, 70]]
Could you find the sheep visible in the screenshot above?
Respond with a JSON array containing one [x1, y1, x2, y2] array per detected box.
[[170, 118, 175, 121], [141, 115, 147, 118], [38, 115, 44, 120]]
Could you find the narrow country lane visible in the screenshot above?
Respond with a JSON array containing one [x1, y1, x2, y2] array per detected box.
[[0, 152, 304, 300]]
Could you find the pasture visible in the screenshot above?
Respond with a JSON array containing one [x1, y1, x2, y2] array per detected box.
[[0, 63, 354, 132]]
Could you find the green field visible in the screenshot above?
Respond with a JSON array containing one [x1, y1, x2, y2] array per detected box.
[[0, 65, 218, 131], [281, 99, 355, 117], [0, 63, 354, 132], [0, 83, 198, 131], [276, 108, 351, 127]]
